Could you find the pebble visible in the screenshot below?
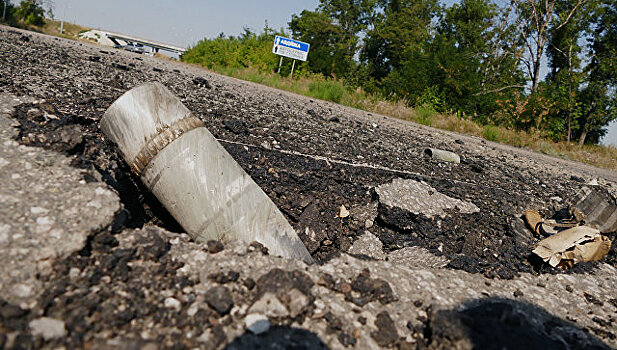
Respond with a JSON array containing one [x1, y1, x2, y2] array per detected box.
[[248, 292, 289, 318], [68, 267, 81, 279], [164, 297, 181, 311], [29, 317, 67, 340], [245, 313, 270, 334], [204, 286, 234, 315]]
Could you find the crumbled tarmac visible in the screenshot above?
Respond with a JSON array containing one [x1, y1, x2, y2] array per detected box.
[[1, 26, 617, 349], [3, 28, 616, 279]]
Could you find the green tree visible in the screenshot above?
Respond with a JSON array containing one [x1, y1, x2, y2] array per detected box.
[[16, 0, 45, 26], [544, 0, 589, 141], [319, 0, 376, 67], [182, 25, 281, 72], [432, 0, 525, 115], [1, 1, 17, 25], [576, 0, 617, 144], [514, 0, 589, 93], [362, 0, 439, 81], [289, 10, 347, 77]]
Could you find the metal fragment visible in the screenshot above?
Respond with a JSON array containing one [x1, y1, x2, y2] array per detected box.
[[532, 226, 612, 268]]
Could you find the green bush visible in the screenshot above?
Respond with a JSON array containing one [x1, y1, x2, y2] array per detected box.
[[415, 103, 437, 126], [308, 80, 345, 103], [182, 27, 285, 74], [483, 125, 500, 142], [16, 0, 45, 26]]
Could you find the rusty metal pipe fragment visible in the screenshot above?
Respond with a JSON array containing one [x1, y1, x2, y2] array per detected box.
[[424, 148, 460, 163], [100, 82, 313, 263]]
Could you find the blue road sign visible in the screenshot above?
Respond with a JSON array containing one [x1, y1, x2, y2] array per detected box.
[[272, 36, 310, 61]]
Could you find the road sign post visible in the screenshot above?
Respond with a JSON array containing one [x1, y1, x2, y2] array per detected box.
[[272, 35, 310, 78], [277, 56, 283, 74]]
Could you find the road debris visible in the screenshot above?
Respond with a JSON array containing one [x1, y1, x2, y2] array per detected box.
[[376, 178, 479, 222], [532, 226, 612, 268], [348, 231, 386, 260], [101, 82, 313, 263], [424, 148, 461, 163], [339, 205, 350, 218], [568, 187, 617, 233], [29, 317, 67, 340], [245, 314, 270, 335], [524, 209, 543, 235], [523, 208, 582, 237]]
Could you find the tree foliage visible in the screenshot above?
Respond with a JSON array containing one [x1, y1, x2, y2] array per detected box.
[[182, 0, 617, 145], [15, 0, 46, 26]]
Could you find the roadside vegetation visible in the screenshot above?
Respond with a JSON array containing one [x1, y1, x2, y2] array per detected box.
[[1, 0, 88, 39], [183, 0, 617, 170], [2, 1, 615, 170]]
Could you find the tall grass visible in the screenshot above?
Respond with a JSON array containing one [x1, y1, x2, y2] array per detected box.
[[308, 80, 345, 104], [483, 125, 500, 142]]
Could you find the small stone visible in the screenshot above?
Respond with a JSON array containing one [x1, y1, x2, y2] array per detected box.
[[245, 313, 270, 334], [35, 216, 55, 234], [243, 278, 256, 290], [192, 77, 212, 89], [164, 297, 181, 311], [339, 205, 350, 218], [285, 288, 309, 318], [29, 317, 66, 340], [208, 270, 240, 284], [371, 311, 399, 347], [207, 240, 224, 254], [348, 231, 386, 260], [68, 267, 81, 279], [248, 241, 269, 255], [261, 141, 272, 150], [205, 286, 234, 315], [248, 292, 289, 318], [187, 302, 200, 317], [338, 332, 357, 347], [30, 207, 48, 214], [14, 283, 33, 298], [513, 289, 524, 298]]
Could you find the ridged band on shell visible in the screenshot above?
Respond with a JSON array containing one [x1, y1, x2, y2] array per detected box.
[[130, 116, 204, 175]]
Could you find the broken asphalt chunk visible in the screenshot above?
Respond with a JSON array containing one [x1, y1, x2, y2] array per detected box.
[[100, 82, 313, 263], [532, 226, 612, 268], [376, 178, 479, 225]]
